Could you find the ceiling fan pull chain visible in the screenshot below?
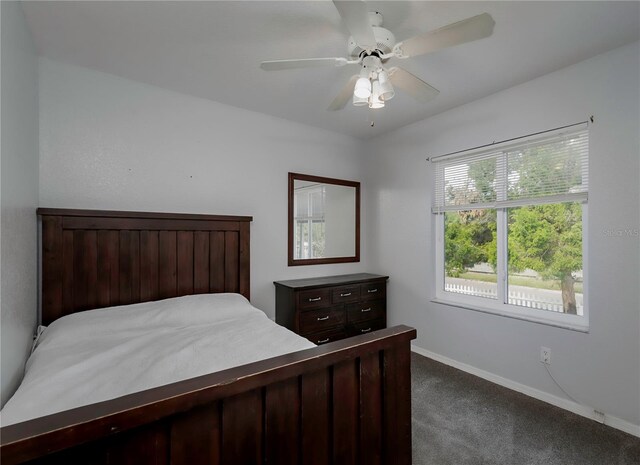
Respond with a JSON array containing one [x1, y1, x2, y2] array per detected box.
[[368, 107, 375, 127]]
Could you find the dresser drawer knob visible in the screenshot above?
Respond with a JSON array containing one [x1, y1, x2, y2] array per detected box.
[[308, 297, 322, 302], [318, 338, 330, 344], [361, 308, 371, 313], [367, 289, 378, 293], [340, 292, 352, 297], [317, 315, 330, 321], [360, 327, 372, 333]]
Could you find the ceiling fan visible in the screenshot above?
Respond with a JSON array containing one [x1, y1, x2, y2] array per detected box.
[[260, 1, 495, 111]]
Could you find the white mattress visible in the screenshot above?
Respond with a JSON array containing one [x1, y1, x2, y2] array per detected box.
[[0, 293, 315, 426]]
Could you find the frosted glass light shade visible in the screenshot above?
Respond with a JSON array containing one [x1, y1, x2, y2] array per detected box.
[[369, 80, 385, 109], [354, 77, 372, 99], [378, 70, 395, 100], [353, 93, 368, 106]]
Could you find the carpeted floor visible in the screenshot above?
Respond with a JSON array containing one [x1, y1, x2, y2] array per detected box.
[[411, 353, 640, 465]]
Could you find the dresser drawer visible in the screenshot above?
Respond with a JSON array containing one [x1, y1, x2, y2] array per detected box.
[[360, 282, 386, 301], [331, 285, 360, 304], [298, 288, 331, 310], [304, 328, 347, 345], [299, 307, 345, 333], [350, 318, 385, 336], [346, 300, 385, 324]]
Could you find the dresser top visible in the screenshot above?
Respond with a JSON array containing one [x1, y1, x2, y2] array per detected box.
[[274, 273, 388, 290]]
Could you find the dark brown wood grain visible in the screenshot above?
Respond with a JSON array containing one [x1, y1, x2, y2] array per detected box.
[[209, 231, 225, 293], [62, 216, 241, 232], [193, 231, 210, 294], [140, 231, 159, 302], [96, 231, 112, 308], [41, 216, 63, 323], [158, 230, 177, 300], [37, 208, 251, 222], [38, 209, 252, 324], [106, 423, 169, 465], [130, 231, 141, 303], [383, 342, 413, 465], [301, 369, 331, 465], [61, 230, 74, 318], [107, 231, 120, 307], [72, 230, 90, 310], [360, 352, 383, 465], [23, 421, 170, 465], [239, 222, 250, 298], [221, 390, 262, 464], [84, 230, 99, 309], [170, 404, 220, 465], [119, 230, 133, 305], [224, 231, 239, 293], [333, 360, 359, 465], [176, 231, 194, 296], [265, 378, 299, 465]]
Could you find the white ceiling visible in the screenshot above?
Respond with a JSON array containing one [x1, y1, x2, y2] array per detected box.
[[22, 1, 640, 139]]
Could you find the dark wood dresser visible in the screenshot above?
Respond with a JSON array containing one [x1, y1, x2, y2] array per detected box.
[[274, 273, 388, 345]]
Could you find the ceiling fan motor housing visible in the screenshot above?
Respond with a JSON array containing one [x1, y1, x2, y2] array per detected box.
[[347, 12, 396, 57]]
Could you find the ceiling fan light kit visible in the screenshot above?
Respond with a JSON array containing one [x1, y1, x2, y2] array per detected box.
[[260, 1, 495, 115], [358, 55, 392, 109]]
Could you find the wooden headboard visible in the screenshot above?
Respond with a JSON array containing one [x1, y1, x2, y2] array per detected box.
[[38, 208, 252, 325]]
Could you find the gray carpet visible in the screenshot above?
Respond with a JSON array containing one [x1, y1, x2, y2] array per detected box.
[[411, 353, 640, 465]]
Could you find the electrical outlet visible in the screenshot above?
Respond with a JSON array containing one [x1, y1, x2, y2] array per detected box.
[[540, 346, 551, 364]]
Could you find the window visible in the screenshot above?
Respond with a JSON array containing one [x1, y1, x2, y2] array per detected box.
[[294, 184, 326, 259], [432, 126, 588, 330]]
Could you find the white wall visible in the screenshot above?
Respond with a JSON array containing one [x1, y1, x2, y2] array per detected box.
[[0, 1, 40, 407], [364, 41, 640, 428], [38, 58, 369, 318]]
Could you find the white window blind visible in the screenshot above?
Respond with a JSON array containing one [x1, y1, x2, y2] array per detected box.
[[433, 127, 589, 213]]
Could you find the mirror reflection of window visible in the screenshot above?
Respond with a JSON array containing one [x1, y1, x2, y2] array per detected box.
[[294, 183, 326, 259], [323, 184, 356, 257], [289, 173, 360, 266]]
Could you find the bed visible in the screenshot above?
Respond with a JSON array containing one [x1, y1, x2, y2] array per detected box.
[[0, 208, 416, 465]]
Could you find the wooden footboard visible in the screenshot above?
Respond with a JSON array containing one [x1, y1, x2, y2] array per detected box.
[[1, 325, 416, 465]]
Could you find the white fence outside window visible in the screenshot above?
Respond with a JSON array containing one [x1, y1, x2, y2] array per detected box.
[[444, 280, 584, 315]]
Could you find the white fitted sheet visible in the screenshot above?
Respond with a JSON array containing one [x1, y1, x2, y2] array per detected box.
[[1, 293, 314, 426]]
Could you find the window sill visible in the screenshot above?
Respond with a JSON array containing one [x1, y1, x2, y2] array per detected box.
[[431, 297, 589, 333]]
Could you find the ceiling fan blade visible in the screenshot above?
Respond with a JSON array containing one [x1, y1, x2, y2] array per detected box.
[[328, 75, 359, 111], [333, 0, 377, 50], [389, 67, 440, 103], [397, 13, 495, 58], [260, 57, 349, 71]]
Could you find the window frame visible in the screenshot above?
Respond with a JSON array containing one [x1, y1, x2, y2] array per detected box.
[[432, 127, 589, 332]]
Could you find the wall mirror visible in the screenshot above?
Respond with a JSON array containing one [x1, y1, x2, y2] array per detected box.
[[288, 172, 360, 266]]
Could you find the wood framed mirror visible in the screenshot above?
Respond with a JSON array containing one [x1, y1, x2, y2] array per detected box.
[[288, 172, 360, 266]]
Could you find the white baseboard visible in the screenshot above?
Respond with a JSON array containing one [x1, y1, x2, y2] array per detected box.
[[411, 344, 640, 438]]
